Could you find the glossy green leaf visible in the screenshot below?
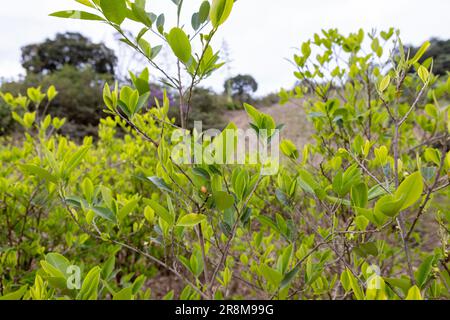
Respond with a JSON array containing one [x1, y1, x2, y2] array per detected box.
[[100, 0, 127, 25], [167, 28, 191, 63], [210, 0, 233, 28]]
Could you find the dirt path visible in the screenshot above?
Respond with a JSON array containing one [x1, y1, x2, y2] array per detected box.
[[223, 100, 314, 148]]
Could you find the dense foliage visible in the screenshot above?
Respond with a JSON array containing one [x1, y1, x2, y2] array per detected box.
[[0, 1, 448, 301], [1, 66, 113, 138]]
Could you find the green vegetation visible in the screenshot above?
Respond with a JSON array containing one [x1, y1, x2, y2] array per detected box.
[[0, 1, 448, 301]]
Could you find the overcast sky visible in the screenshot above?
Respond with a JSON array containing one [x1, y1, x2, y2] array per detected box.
[[1, 0, 449, 95]]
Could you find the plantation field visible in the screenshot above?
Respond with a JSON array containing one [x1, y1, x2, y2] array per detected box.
[[0, 0, 449, 302]]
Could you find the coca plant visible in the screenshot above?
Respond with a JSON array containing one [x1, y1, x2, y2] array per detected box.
[[0, 0, 448, 300], [279, 29, 449, 299]]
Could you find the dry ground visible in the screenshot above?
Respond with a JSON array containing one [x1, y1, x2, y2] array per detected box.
[[224, 99, 314, 148]]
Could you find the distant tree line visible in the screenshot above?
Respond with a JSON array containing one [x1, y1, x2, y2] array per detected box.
[[1, 32, 270, 136]]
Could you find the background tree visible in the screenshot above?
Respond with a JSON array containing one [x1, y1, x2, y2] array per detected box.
[[1, 32, 118, 137], [408, 38, 450, 75], [21, 32, 117, 75], [224, 74, 258, 105]]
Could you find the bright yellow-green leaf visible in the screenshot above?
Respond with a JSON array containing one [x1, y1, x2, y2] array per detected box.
[[405, 285, 423, 300], [177, 213, 206, 227], [50, 10, 104, 21], [394, 171, 423, 210], [418, 65, 429, 83], [210, 0, 234, 28], [379, 75, 390, 92], [167, 28, 192, 63]]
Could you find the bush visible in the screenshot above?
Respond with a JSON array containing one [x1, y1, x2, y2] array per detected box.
[[1, 66, 113, 139], [0, 0, 448, 301]]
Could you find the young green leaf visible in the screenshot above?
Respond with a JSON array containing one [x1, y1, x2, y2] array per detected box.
[[379, 75, 390, 92], [177, 214, 206, 227], [394, 171, 423, 210], [100, 0, 127, 25], [214, 191, 235, 211], [50, 10, 104, 21], [147, 199, 175, 226], [167, 28, 192, 64], [210, 0, 233, 28], [405, 285, 423, 300], [409, 41, 430, 65], [77, 266, 101, 300]]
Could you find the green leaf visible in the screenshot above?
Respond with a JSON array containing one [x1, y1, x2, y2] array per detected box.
[[394, 171, 423, 210], [214, 191, 234, 211], [156, 14, 165, 34], [351, 182, 368, 208], [280, 266, 300, 289], [256, 215, 279, 231], [346, 269, 364, 300], [384, 277, 411, 295], [379, 75, 390, 92], [46, 253, 70, 276], [167, 27, 192, 64], [20, 164, 58, 184], [131, 2, 152, 27], [100, 0, 127, 25], [279, 244, 293, 274], [259, 264, 283, 287], [82, 177, 94, 204], [191, 12, 201, 31], [65, 145, 90, 175], [177, 213, 206, 227], [148, 176, 172, 192], [198, 1, 211, 24], [354, 215, 369, 231], [418, 65, 429, 84], [92, 206, 117, 223], [297, 169, 321, 197], [118, 199, 139, 221], [138, 38, 152, 59], [409, 41, 430, 65], [147, 199, 174, 226], [374, 194, 405, 217], [75, 0, 95, 8], [132, 275, 146, 294], [424, 148, 441, 166], [113, 286, 133, 300], [405, 285, 423, 300], [50, 10, 104, 21], [415, 255, 434, 289], [353, 242, 378, 258], [0, 286, 28, 300], [280, 139, 299, 160], [101, 256, 115, 280], [210, 0, 233, 28], [77, 266, 101, 300]]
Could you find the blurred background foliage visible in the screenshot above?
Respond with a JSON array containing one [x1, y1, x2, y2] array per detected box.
[[2, 31, 447, 139], [0, 32, 273, 138]]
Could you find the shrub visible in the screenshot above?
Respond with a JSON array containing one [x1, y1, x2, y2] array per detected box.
[[1, 66, 113, 139], [0, 1, 448, 301]]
